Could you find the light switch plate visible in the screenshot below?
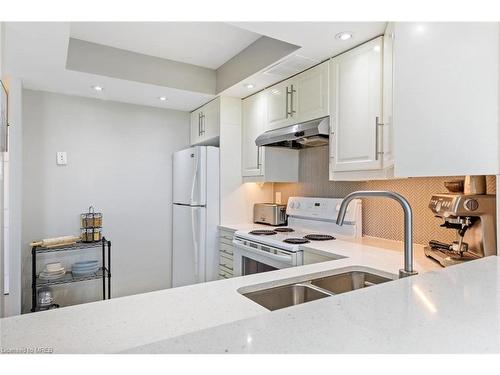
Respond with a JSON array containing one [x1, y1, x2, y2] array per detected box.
[[56, 151, 67, 165]]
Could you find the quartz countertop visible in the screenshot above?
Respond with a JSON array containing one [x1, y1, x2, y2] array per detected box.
[[1, 223, 450, 354], [218, 223, 271, 231], [125, 257, 500, 354]]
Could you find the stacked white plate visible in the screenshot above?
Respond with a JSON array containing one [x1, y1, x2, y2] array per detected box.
[[39, 262, 66, 280], [72, 260, 100, 277]]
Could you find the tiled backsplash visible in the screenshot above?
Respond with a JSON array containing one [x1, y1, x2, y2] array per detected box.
[[274, 146, 496, 245]]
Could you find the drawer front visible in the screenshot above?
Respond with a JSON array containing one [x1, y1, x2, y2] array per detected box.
[[219, 229, 235, 241], [219, 268, 232, 279], [219, 237, 233, 247], [219, 242, 234, 256], [219, 254, 234, 271]]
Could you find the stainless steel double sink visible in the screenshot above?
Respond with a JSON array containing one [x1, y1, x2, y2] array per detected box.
[[242, 271, 392, 311]]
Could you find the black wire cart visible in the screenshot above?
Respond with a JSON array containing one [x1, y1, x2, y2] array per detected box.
[[31, 237, 111, 312]]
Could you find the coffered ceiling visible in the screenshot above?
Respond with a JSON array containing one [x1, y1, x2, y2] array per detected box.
[[2, 21, 386, 111], [70, 22, 262, 69]]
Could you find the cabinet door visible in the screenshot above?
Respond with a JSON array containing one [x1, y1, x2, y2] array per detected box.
[[330, 37, 383, 172], [190, 109, 202, 145], [242, 93, 265, 177], [382, 24, 394, 167], [200, 97, 220, 142], [265, 80, 294, 131], [393, 23, 499, 177], [294, 61, 329, 123]]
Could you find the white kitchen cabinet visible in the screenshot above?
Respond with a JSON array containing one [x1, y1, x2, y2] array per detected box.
[[190, 109, 202, 144], [218, 227, 235, 279], [329, 35, 395, 181], [393, 22, 499, 177], [242, 92, 266, 177], [241, 94, 299, 182], [201, 98, 220, 141], [329, 37, 383, 174], [294, 61, 329, 123], [265, 79, 294, 131], [190, 97, 220, 146], [265, 61, 329, 132], [381, 23, 395, 168]]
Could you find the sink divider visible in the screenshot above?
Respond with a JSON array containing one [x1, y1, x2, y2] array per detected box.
[[296, 282, 336, 296]]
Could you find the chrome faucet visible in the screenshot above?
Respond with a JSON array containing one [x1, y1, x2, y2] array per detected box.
[[336, 191, 418, 278]]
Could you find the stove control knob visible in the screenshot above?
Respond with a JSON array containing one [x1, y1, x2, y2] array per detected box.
[[289, 201, 295, 208], [464, 199, 479, 211], [295, 202, 301, 209]]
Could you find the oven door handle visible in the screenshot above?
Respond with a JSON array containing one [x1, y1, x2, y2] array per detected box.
[[232, 239, 294, 263]]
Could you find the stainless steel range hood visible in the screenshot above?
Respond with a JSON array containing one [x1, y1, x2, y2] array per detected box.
[[255, 116, 329, 149]]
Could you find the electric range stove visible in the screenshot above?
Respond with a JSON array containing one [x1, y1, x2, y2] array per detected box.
[[232, 197, 362, 276]]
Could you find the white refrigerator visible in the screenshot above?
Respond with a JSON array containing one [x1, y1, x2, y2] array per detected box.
[[172, 146, 219, 288]]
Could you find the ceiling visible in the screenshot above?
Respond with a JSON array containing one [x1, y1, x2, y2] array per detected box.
[[233, 22, 386, 63], [70, 22, 261, 69], [2, 22, 215, 111], [3, 21, 387, 111], [222, 22, 387, 97]]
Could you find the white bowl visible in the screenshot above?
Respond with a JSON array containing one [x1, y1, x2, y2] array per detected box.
[[39, 270, 66, 280], [45, 262, 63, 272]]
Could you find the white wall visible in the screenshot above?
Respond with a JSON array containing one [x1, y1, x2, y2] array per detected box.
[[0, 21, 4, 317], [0, 23, 24, 317], [3, 78, 22, 316], [21, 90, 189, 312]]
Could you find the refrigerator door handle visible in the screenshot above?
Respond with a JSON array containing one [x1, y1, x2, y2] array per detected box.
[[191, 207, 201, 282], [190, 150, 200, 204]]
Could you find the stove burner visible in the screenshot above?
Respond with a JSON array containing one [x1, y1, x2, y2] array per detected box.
[[283, 238, 310, 244], [274, 227, 294, 233], [303, 234, 336, 241], [249, 230, 278, 236]]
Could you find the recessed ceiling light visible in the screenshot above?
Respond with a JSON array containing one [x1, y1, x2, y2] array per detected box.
[[335, 32, 353, 41], [373, 45, 381, 52], [158, 96, 167, 101], [244, 83, 255, 89], [91, 85, 104, 92]]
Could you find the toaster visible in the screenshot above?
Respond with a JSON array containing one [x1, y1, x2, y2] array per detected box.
[[253, 203, 287, 226]]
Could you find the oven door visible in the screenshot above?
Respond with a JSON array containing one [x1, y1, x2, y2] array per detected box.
[[232, 237, 302, 276]]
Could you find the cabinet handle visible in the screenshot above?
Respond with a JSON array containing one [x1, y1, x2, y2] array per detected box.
[[201, 113, 206, 135], [375, 116, 384, 160], [289, 84, 296, 117], [198, 113, 202, 136], [257, 146, 261, 167], [285, 86, 290, 118]]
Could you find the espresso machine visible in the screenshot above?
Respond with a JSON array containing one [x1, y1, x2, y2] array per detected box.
[[425, 194, 497, 267]]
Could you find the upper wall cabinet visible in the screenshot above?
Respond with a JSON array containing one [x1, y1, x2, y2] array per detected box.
[[242, 92, 266, 177], [241, 92, 299, 182], [190, 97, 221, 146], [265, 79, 294, 131], [265, 61, 329, 132], [392, 22, 499, 177], [294, 61, 329, 123], [329, 36, 394, 180]]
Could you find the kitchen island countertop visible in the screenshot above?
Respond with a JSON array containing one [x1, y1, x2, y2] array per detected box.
[[125, 256, 500, 353], [0, 226, 461, 354]]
